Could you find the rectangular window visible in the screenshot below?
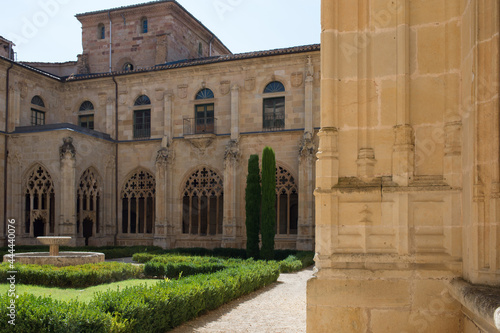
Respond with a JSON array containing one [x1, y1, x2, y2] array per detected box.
[[134, 109, 151, 138], [31, 109, 45, 126], [263, 97, 285, 131], [79, 115, 94, 130], [195, 104, 215, 134]]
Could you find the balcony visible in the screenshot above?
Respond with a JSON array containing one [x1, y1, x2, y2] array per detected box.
[[183, 117, 217, 149], [183, 117, 217, 136]]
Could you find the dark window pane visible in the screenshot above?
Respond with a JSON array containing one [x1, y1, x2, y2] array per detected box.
[[264, 81, 285, 93]]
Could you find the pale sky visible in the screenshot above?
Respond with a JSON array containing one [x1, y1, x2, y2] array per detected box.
[[0, 0, 320, 63]]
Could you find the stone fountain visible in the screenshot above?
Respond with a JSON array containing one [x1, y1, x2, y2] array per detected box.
[[3, 236, 104, 267]]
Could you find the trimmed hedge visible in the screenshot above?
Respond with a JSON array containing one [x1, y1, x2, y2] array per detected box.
[[0, 262, 143, 288], [0, 260, 280, 333], [0, 294, 113, 333], [144, 262, 226, 278], [93, 260, 280, 332]]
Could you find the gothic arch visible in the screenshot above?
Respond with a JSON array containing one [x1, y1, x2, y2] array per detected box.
[[77, 167, 102, 243], [120, 168, 155, 234], [275, 162, 298, 235], [180, 166, 223, 236], [23, 164, 56, 237]]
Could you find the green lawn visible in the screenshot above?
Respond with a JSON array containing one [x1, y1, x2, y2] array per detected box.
[[0, 278, 160, 303]]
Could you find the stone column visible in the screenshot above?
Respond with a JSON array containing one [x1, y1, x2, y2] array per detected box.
[[222, 140, 240, 248], [154, 143, 174, 249], [230, 85, 239, 141], [297, 134, 315, 251], [59, 137, 77, 245]]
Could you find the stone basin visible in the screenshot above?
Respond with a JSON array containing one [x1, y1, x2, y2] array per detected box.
[[37, 236, 72, 256], [4, 252, 105, 267]]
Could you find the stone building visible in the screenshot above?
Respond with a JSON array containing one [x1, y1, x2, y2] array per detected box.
[[0, 0, 319, 250], [308, 0, 500, 332]]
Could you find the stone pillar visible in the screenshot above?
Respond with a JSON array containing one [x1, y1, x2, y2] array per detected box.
[[222, 140, 240, 248], [297, 133, 315, 251], [154, 143, 174, 249], [59, 137, 77, 245], [230, 85, 239, 141]]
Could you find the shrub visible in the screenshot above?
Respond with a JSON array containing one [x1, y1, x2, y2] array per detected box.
[[261, 146, 276, 260], [245, 154, 261, 259], [93, 260, 280, 332], [0, 294, 112, 333], [212, 248, 247, 259], [278, 255, 303, 273], [0, 262, 143, 288]]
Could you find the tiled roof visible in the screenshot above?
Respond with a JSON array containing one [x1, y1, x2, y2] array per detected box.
[[75, 0, 174, 17], [0, 54, 63, 81], [66, 44, 320, 81]]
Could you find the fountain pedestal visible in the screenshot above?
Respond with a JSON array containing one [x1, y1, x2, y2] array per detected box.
[[37, 236, 71, 256]]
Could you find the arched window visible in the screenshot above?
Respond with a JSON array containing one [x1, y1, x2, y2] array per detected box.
[[123, 62, 134, 71], [31, 95, 46, 126], [194, 88, 215, 134], [98, 23, 105, 40], [24, 165, 55, 237], [141, 17, 148, 33], [263, 81, 285, 131], [133, 95, 151, 138], [275, 165, 298, 235], [77, 168, 101, 245], [78, 101, 94, 130], [121, 170, 155, 234], [182, 167, 223, 236]]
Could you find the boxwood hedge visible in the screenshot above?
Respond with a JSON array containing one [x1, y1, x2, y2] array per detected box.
[[0, 259, 279, 333]]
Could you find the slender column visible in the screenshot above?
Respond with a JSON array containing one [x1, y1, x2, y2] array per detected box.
[[59, 137, 76, 243], [154, 145, 174, 248], [230, 85, 239, 141], [222, 140, 240, 247]]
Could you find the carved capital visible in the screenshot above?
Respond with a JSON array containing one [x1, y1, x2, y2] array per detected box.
[[299, 132, 316, 161], [156, 146, 174, 166], [59, 137, 76, 160], [224, 139, 240, 162]]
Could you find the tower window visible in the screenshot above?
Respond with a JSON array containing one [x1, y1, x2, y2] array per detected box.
[[141, 18, 148, 33], [98, 23, 105, 40]]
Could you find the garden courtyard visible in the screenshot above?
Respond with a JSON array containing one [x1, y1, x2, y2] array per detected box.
[[0, 246, 313, 332]]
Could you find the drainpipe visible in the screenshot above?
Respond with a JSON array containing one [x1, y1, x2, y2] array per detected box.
[[3, 62, 13, 243], [112, 75, 119, 245], [108, 11, 112, 73]]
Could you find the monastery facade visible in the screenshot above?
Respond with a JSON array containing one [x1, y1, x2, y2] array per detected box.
[[0, 0, 319, 250]]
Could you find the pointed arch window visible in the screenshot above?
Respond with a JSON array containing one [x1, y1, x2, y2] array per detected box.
[[263, 81, 285, 131], [77, 169, 101, 245], [121, 170, 155, 234], [182, 167, 223, 236], [78, 101, 94, 130], [133, 95, 151, 138], [24, 165, 55, 237], [31, 95, 46, 126], [275, 165, 298, 235]]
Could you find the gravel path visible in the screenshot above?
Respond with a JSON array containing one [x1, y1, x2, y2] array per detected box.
[[170, 268, 313, 333]]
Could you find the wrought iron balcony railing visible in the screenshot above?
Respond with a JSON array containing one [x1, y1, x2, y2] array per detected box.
[[183, 117, 217, 136]]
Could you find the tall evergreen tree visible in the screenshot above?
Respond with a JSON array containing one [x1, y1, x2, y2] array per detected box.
[[260, 146, 276, 260], [245, 154, 261, 259]]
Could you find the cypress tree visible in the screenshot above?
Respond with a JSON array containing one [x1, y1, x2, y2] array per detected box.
[[245, 154, 261, 259], [260, 146, 276, 260]]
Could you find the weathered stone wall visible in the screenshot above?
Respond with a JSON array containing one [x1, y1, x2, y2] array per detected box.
[[77, 1, 230, 74], [310, 0, 499, 332], [0, 45, 319, 251]]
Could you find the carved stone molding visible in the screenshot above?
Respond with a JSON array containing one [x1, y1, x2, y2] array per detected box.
[[186, 133, 216, 151], [291, 72, 304, 87], [299, 132, 316, 161], [244, 77, 255, 91], [60, 137, 76, 160], [155, 146, 174, 166], [220, 80, 230, 95], [224, 139, 240, 162], [177, 84, 188, 99]]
